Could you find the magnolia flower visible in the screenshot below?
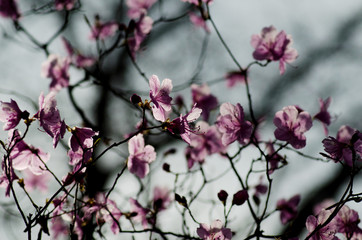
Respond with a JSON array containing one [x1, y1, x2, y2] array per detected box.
[[335, 205, 360, 235], [55, 0, 76, 11], [191, 84, 218, 121], [128, 15, 153, 59], [149, 75, 172, 122], [127, 134, 156, 178], [90, 18, 119, 40], [306, 210, 338, 240], [153, 186, 172, 211], [23, 169, 51, 193], [35, 92, 66, 148], [197, 219, 232, 240], [129, 198, 150, 228], [314, 97, 332, 136], [251, 26, 298, 74], [276, 195, 300, 225], [273, 105, 312, 149], [0, 0, 20, 19], [41, 54, 71, 92], [0, 162, 18, 197], [126, 0, 156, 19], [62, 37, 96, 68], [0, 99, 27, 131], [68, 127, 98, 167], [265, 141, 285, 174], [216, 102, 253, 146]]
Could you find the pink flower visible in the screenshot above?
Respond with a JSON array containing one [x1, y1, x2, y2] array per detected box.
[[0, 99, 27, 131], [251, 26, 298, 75], [335, 205, 360, 235], [62, 37, 96, 68], [128, 15, 153, 59], [90, 18, 119, 40], [126, 0, 156, 19], [127, 134, 156, 178], [191, 83, 218, 121], [276, 195, 300, 225], [55, 0, 76, 11], [0, 0, 20, 19], [197, 219, 232, 240], [314, 97, 332, 136], [68, 127, 99, 167], [0, 161, 18, 197], [35, 92, 66, 148], [225, 71, 247, 88], [149, 74, 173, 122], [189, 12, 209, 32], [306, 209, 338, 240], [23, 169, 51, 193], [41, 54, 71, 92], [153, 186, 172, 211], [265, 141, 285, 174], [273, 106, 312, 149], [216, 102, 253, 146], [8, 129, 50, 175], [130, 198, 150, 228], [322, 125, 362, 166], [166, 104, 202, 145]]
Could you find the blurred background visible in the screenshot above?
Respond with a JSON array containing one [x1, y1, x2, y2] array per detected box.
[[0, 0, 361, 239]]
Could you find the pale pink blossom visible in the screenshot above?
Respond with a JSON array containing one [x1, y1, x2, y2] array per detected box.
[[197, 219, 232, 240], [55, 0, 76, 11], [126, 0, 157, 19], [153, 186, 171, 211], [0, 99, 27, 131], [251, 26, 298, 75], [216, 102, 253, 146], [62, 37, 96, 68], [0, 0, 20, 19], [306, 209, 338, 240], [191, 83, 218, 121], [0, 160, 18, 197], [149, 74, 172, 122], [128, 15, 153, 59], [23, 169, 50, 193], [335, 205, 360, 235], [90, 18, 119, 40], [273, 106, 312, 149], [130, 198, 150, 228], [41, 54, 70, 92], [127, 134, 156, 178]]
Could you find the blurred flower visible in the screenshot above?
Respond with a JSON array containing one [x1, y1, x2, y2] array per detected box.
[[0, 0, 20, 20], [128, 15, 153, 59], [225, 70, 247, 88], [314, 97, 332, 136], [62, 37, 96, 68], [41, 54, 70, 92], [276, 194, 300, 225], [189, 12, 209, 32], [126, 0, 156, 19], [90, 17, 119, 40], [149, 75, 172, 122], [0, 99, 27, 131], [197, 219, 232, 240], [130, 198, 150, 228], [153, 186, 172, 211], [55, 0, 76, 11], [191, 83, 218, 121]]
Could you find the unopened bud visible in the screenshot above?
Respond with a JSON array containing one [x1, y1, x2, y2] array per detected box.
[[232, 190, 249, 206]]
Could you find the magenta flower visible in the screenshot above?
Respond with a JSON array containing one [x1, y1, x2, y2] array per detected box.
[[149, 74, 173, 122], [322, 125, 362, 166], [130, 198, 150, 228], [276, 194, 300, 225], [9, 129, 50, 175], [335, 205, 360, 235], [41, 54, 71, 92], [251, 26, 298, 75], [23, 169, 50, 193], [225, 71, 247, 88], [68, 127, 99, 167], [314, 97, 332, 136], [90, 18, 119, 40], [166, 104, 202, 145], [0, 99, 27, 131], [191, 84, 218, 121], [153, 186, 172, 211], [189, 12, 209, 33], [306, 209, 338, 240], [126, 0, 156, 19], [0, 0, 20, 20], [128, 15, 153, 59], [273, 105, 312, 149], [186, 121, 225, 168], [197, 219, 232, 240], [35, 92, 66, 148], [216, 102, 253, 146], [127, 133, 156, 178], [55, 0, 76, 11], [62, 37, 96, 68]]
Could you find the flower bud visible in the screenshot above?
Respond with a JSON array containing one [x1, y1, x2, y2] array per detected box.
[[232, 190, 248, 206], [217, 190, 228, 205]]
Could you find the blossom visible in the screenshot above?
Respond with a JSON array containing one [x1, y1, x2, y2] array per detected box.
[[41, 54, 71, 92], [251, 26, 298, 74], [90, 18, 119, 40], [153, 186, 172, 212], [0, 0, 20, 20], [68, 127, 99, 167], [0, 160, 18, 197], [127, 134, 156, 178], [273, 105, 312, 149], [166, 104, 202, 145], [189, 12, 209, 32], [322, 125, 362, 166], [232, 190, 249, 206], [0, 99, 27, 131], [23, 169, 51, 193], [314, 97, 332, 136], [197, 219, 232, 240], [265, 141, 285, 174], [191, 84, 218, 121], [35, 92, 66, 148], [216, 102, 253, 146], [276, 194, 300, 225], [62, 37, 96, 68], [149, 75, 173, 122], [129, 198, 150, 228], [225, 70, 247, 88], [55, 0, 76, 11], [126, 0, 156, 19], [8, 130, 50, 175], [128, 15, 153, 59], [335, 205, 360, 235], [306, 209, 338, 240]]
